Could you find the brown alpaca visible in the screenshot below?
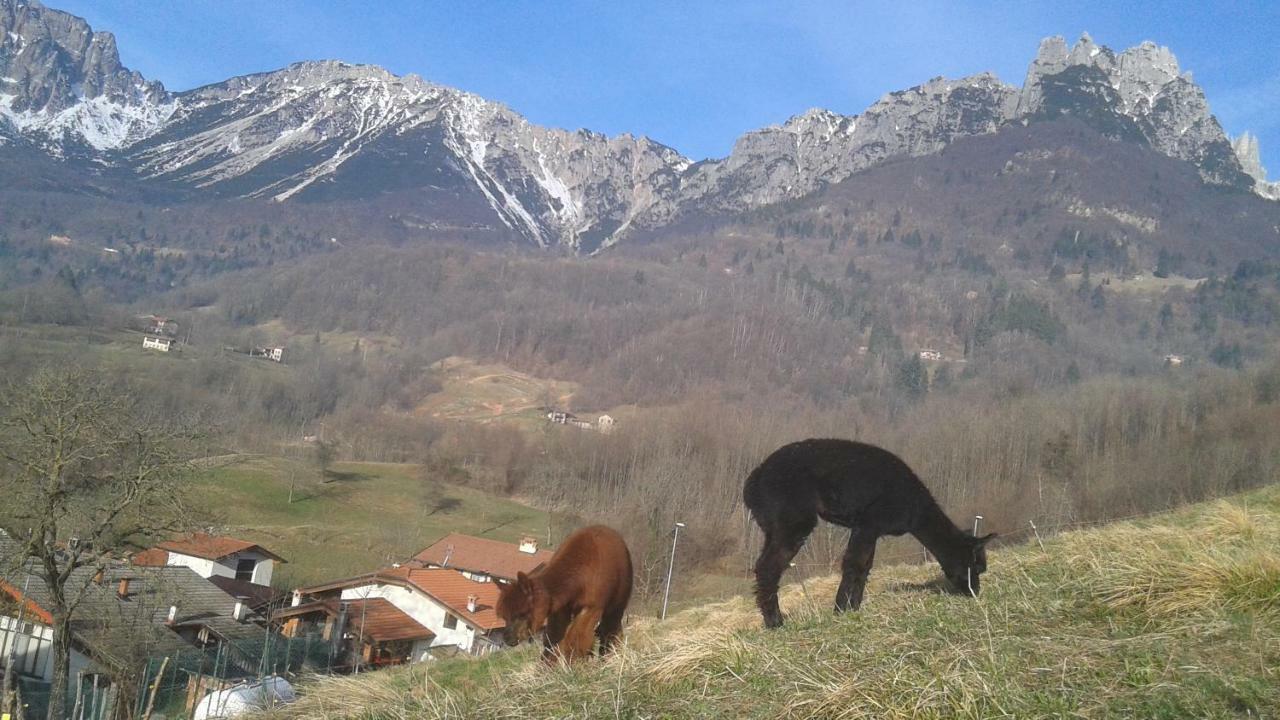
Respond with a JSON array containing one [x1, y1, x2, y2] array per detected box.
[[495, 525, 633, 662]]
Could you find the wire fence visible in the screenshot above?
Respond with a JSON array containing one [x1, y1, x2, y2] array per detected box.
[[0, 627, 336, 720], [128, 629, 334, 720]]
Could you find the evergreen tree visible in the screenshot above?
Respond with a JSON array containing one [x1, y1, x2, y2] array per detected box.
[[895, 354, 928, 399], [1090, 284, 1107, 310]]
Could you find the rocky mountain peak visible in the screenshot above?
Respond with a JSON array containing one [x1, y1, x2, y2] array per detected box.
[[1234, 132, 1280, 200], [1, 0, 171, 151], [1, 0, 1274, 254]]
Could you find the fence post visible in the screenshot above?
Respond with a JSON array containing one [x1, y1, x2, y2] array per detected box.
[[142, 656, 170, 720], [1029, 520, 1045, 551], [71, 671, 84, 720]]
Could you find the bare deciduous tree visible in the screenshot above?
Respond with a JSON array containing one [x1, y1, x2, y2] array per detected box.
[[0, 367, 196, 720]]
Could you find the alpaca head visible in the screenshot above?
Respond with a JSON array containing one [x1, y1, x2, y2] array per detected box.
[[496, 571, 550, 646], [940, 532, 996, 596]]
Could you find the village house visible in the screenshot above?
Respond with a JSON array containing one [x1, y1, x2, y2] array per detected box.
[[142, 335, 174, 352], [250, 347, 285, 363], [143, 316, 178, 337], [409, 533, 552, 584], [1, 533, 281, 719], [279, 566, 506, 666], [1164, 354, 1185, 367], [917, 349, 944, 361], [546, 410, 577, 425], [547, 410, 617, 434], [132, 534, 283, 587], [131, 534, 286, 614]]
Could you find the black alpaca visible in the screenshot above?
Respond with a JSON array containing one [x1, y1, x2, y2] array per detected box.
[[743, 438, 996, 628]]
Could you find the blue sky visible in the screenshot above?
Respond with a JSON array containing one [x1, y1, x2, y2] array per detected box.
[[57, 1, 1280, 173]]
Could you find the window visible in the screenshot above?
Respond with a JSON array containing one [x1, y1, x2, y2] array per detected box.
[[443, 613, 458, 630], [235, 558, 257, 582]]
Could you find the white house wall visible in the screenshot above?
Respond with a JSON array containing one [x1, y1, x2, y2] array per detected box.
[[2, 614, 119, 691], [249, 555, 275, 586], [165, 553, 219, 578], [339, 583, 479, 652], [0, 615, 54, 680], [165, 551, 275, 586]]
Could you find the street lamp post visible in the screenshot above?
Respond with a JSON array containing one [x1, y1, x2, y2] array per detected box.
[[660, 522, 686, 620]]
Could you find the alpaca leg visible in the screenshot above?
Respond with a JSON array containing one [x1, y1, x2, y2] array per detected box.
[[595, 605, 626, 656], [541, 611, 573, 663], [834, 530, 877, 612], [754, 520, 814, 629], [558, 607, 603, 662]]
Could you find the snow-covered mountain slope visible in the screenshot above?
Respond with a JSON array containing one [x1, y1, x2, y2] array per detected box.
[[1, 0, 1275, 252]]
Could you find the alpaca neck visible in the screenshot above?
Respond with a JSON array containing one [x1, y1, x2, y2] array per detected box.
[[909, 500, 968, 559]]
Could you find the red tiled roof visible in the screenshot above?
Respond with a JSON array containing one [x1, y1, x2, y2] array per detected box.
[[411, 533, 552, 581], [155, 533, 286, 563], [0, 578, 53, 624], [386, 567, 505, 631], [130, 547, 170, 567], [345, 598, 435, 643]]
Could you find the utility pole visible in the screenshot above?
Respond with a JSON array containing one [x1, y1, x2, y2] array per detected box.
[[660, 522, 686, 620]]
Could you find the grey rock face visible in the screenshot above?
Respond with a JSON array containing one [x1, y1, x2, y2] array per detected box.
[[0, 1, 1273, 251], [640, 33, 1261, 239], [0, 0, 171, 152], [1234, 132, 1280, 200], [1017, 34, 1250, 187], [122, 60, 690, 250], [646, 73, 1019, 232]]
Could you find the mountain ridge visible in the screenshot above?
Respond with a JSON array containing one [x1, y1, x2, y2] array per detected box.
[[2, 0, 1275, 252]]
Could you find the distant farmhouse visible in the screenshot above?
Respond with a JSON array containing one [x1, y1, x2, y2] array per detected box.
[[546, 410, 618, 433], [917, 349, 944, 361], [142, 335, 175, 352], [250, 347, 285, 363], [138, 315, 180, 353]]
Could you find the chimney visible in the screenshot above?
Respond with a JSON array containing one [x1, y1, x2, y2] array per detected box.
[[233, 599, 248, 622], [291, 589, 303, 607], [466, 594, 478, 613], [116, 578, 131, 599], [166, 605, 178, 625], [92, 569, 105, 585], [518, 536, 538, 554]]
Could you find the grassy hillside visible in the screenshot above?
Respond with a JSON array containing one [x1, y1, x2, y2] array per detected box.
[[263, 485, 1280, 719], [190, 457, 552, 586], [413, 356, 580, 427]]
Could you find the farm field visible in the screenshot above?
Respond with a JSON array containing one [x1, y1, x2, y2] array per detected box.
[[413, 356, 580, 427], [189, 456, 552, 587], [261, 483, 1280, 719]]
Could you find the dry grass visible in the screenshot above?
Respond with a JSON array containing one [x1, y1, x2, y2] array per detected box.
[[260, 485, 1280, 719], [413, 356, 580, 425]]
